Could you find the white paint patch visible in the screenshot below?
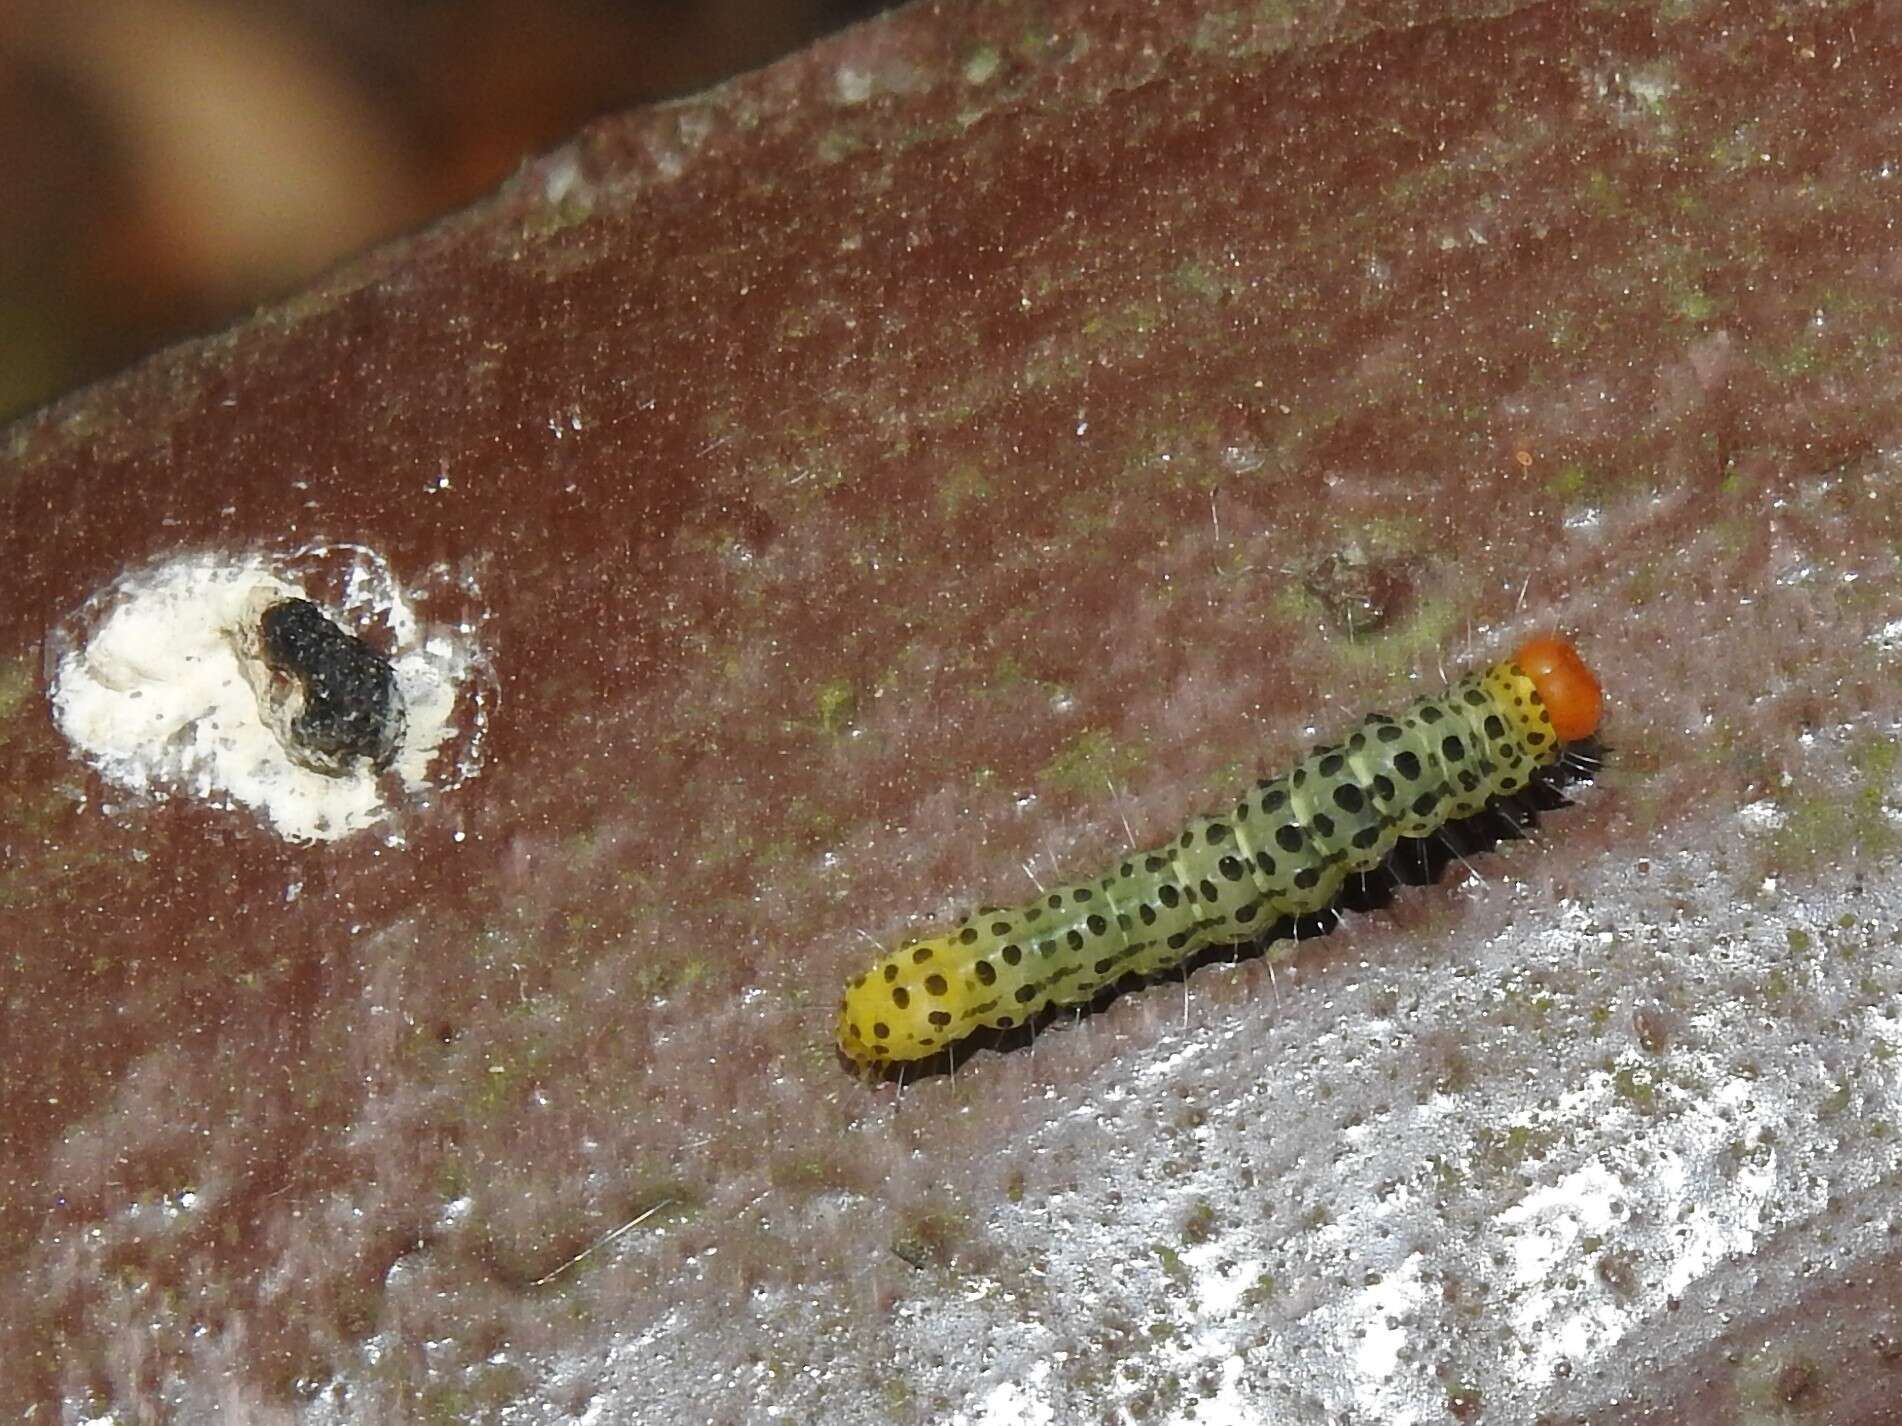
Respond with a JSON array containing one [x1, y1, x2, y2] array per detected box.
[[954, 1361, 1055, 1426], [1302, 1249, 1431, 1421], [49, 545, 492, 843]]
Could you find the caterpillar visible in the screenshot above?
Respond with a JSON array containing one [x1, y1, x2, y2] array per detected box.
[[836, 635, 1602, 1074]]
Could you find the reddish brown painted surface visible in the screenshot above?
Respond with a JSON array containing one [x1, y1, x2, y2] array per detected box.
[[7, 0, 1902, 1420]]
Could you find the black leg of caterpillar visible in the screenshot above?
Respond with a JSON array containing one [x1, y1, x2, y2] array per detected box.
[[1559, 738, 1606, 777], [1491, 802, 1534, 844], [1356, 861, 1396, 911], [1528, 775, 1576, 812]]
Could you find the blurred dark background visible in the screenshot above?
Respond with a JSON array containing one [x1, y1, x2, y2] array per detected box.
[[0, 0, 890, 423]]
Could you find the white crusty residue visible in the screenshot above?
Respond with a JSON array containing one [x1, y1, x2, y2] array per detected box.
[[49, 545, 492, 843]]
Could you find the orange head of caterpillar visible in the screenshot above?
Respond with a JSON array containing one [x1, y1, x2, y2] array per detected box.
[[1513, 634, 1602, 742]]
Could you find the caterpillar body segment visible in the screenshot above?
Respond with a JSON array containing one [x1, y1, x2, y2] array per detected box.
[[836, 636, 1602, 1073]]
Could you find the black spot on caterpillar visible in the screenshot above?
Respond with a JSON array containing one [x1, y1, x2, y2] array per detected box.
[[837, 635, 1603, 1074]]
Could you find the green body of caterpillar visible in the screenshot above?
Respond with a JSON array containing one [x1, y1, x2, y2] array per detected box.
[[836, 636, 1603, 1073]]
